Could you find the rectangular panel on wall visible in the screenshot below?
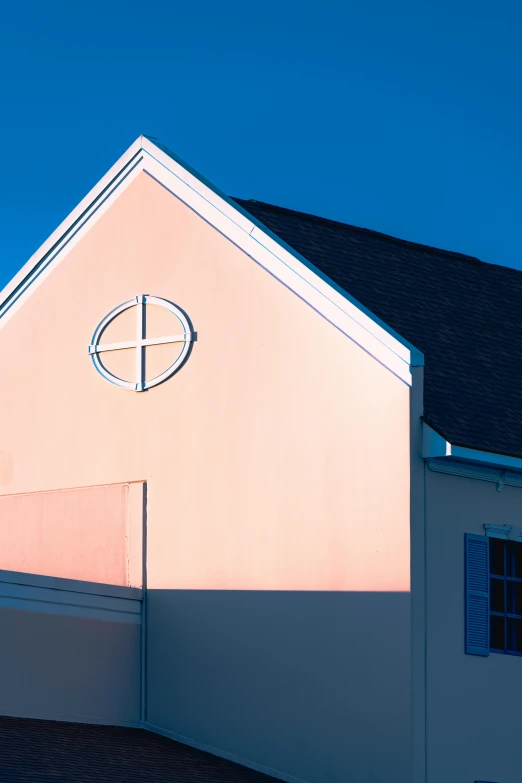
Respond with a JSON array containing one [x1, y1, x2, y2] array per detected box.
[[465, 533, 490, 656], [0, 482, 144, 587]]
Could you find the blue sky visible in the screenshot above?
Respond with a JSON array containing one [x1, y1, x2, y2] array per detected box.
[[1, 0, 521, 288]]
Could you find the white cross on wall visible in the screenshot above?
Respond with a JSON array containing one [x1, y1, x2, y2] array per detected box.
[[88, 295, 195, 391]]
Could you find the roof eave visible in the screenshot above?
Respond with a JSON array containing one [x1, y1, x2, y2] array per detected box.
[[423, 422, 522, 472]]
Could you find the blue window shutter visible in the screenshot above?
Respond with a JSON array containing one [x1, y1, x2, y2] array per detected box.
[[465, 533, 490, 656]]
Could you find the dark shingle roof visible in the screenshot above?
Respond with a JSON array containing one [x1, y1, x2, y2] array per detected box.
[[234, 198, 522, 459], [0, 715, 278, 783]]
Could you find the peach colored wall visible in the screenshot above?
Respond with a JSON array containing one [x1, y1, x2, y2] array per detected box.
[[0, 483, 144, 586], [0, 172, 410, 592]]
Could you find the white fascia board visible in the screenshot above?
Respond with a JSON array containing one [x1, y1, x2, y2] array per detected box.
[[0, 135, 423, 385], [0, 568, 143, 599], [249, 226, 424, 368], [423, 422, 522, 471], [141, 139, 421, 384], [0, 139, 143, 305], [422, 423, 452, 458], [0, 139, 144, 326]]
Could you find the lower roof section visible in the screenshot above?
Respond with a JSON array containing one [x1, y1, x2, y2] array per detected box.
[[0, 715, 279, 783]]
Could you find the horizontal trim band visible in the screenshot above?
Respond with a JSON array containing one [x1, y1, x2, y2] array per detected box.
[[0, 594, 141, 624], [0, 569, 142, 600], [0, 579, 141, 623], [427, 458, 522, 487]]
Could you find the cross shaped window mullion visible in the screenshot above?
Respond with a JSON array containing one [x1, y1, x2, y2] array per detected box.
[[88, 295, 195, 392], [136, 294, 146, 391]]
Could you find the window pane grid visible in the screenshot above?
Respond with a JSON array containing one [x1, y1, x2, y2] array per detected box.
[[490, 648, 522, 657], [489, 538, 522, 655], [490, 611, 522, 619], [490, 575, 522, 584]]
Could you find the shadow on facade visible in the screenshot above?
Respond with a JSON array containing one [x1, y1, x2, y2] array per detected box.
[[146, 589, 412, 783]]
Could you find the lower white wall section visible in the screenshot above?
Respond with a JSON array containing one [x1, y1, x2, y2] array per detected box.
[[0, 572, 413, 781], [0, 570, 142, 726], [145, 589, 412, 783], [426, 463, 522, 783]]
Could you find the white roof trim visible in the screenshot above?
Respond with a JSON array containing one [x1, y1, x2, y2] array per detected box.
[[0, 569, 142, 624], [423, 422, 522, 471], [0, 136, 423, 385]]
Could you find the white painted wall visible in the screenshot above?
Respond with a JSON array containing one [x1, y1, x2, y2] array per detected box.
[[145, 590, 412, 783], [0, 167, 415, 782], [425, 464, 522, 783], [0, 571, 141, 726]]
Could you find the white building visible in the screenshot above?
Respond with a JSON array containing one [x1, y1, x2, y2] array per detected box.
[[0, 136, 518, 783]]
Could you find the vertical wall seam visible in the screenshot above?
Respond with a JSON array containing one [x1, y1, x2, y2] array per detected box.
[[123, 483, 130, 587], [410, 365, 426, 783], [423, 459, 428, 783], [140, 482, 148, 725]]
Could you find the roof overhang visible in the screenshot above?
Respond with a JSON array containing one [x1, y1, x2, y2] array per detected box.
[[423, 422, 522, 473], [0, 136, 422, 386]]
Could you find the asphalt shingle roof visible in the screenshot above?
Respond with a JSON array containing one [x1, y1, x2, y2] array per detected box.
[[0, 716, 279, 783], [234, 198, 522, 459]]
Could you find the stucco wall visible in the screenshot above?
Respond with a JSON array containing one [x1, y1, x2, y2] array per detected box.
[[426, 465, 522, 783], [0, 483, 144, 586], [0, 172, 412, 782]]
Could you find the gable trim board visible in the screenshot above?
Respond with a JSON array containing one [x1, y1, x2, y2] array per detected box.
[[423, 423, 522, 472], [0, 136, 422, 386]]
